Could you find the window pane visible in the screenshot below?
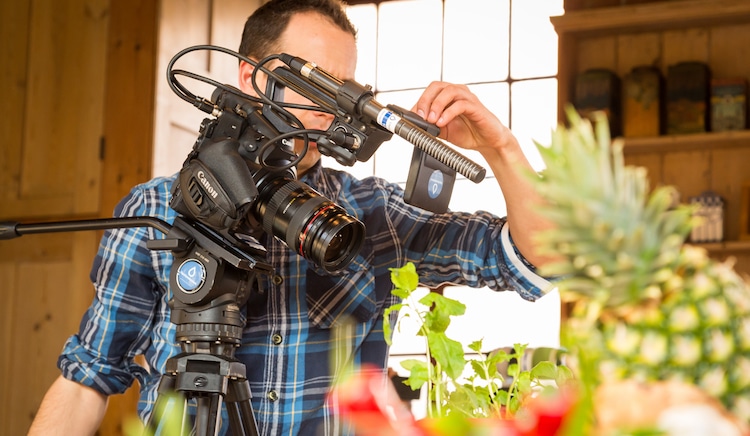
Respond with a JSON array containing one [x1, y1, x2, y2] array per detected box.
[[346, 4, 377, 86], [449, 178, 507, 216], [510, 78, 558, 171], [469, 82, 509, 128], [443, 0, 509, 83], [377, 0, 443, 90], [509, 0, 564, 79]]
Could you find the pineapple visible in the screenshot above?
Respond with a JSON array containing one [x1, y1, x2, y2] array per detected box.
[[530, 107, 750, 425]]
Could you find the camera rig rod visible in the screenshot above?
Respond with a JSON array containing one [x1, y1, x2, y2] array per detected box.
[[0, 217, 172, 240]]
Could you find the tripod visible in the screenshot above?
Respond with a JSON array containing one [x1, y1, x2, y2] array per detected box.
[[144, 216, 273, 436], [1, 215, 273, 436]]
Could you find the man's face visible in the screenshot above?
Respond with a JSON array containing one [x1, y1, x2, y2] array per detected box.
[[239, 11, 358, 175]]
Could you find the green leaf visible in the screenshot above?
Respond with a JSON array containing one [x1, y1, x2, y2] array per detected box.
[[468, 339, 483, 353], [418, 292, 466, 334], [530, 361, 559, 380], [508, 395, 521, 415], [382, 303, 403, 345], [390, 286, 411, 299], [495, 389, 509, 405], [556, 365, 575, 387], [427, 331, 466, 380], [390, 262, 419, 295], [507, 363, 519, 377], [400, 359, 429, 390], [470, 360, 486, 379], [448, 384, 490, 418], [420, 292, 466, 317], [423, 308, 451, 334], [515, 371, 532, 395]]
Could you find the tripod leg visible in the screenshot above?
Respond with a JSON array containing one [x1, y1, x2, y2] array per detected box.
[[146, 374, 191, 436], [194, 394, 223, 436], [225, 378, 259, 436]]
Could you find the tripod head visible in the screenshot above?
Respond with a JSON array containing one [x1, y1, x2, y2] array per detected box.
[[148, 217, 273, 351]]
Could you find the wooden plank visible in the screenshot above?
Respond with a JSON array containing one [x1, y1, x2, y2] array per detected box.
[[623, 153, 664, 189], [616, 32, 661, 75], [556, 34, 578, 116], [96, 2, 160, 432], [7, 261, 72, 434], [0, 232, 97, 436], [0, 232, 76, 263], [662, 27, 709, 69], [709, 23, 750, 79], [21, 0, 106, 215], [0, 1, 30, 211], [576, 36, 617, 73], [64, 0, 107, 214], [622, 129, 750, 154], [551, 0, 750, 35], [712, 147, 750, 240], [0, 264, 17, 436], [100, 0, 158, 214], [661, 150, 711, 199]]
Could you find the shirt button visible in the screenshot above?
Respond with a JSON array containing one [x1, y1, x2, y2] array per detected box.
[[267, 390, 279, 402], [271, 333, 283, 345]]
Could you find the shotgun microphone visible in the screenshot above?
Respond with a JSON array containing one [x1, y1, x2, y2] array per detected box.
[[279, 54, 486, 183]]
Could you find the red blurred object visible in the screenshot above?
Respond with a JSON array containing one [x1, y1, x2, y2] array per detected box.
[[330, 367, 576, 436], [330, 366, 423, 436], [512, 388, 577, 436]]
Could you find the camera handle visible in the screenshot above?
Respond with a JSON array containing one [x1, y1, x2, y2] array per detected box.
[[1, 215, 274, 435]]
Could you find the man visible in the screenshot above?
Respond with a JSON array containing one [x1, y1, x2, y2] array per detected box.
[[29, 0, 555, 434]]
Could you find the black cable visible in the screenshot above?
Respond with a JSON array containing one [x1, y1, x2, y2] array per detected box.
[[165, 44, 340, 171]]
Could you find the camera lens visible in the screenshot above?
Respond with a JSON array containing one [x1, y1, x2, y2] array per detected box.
[[253, 175, 365, 273]]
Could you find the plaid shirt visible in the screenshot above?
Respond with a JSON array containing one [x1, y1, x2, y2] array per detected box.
[[58, 161, 552, 435]]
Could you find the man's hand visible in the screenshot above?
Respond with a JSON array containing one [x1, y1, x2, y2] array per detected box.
[[413, 81, 515, 155]]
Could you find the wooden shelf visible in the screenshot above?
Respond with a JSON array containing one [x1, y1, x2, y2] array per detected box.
[[551, 0, 750, 36], [695, 240, 750, 255], [553, 0, 750, 276], [620, 130, 750, 155]]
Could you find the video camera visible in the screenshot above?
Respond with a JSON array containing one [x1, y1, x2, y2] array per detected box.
[[165, 45, 486, 273]]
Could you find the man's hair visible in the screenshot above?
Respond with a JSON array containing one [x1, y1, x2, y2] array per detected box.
[[239, 0, 357, 59]]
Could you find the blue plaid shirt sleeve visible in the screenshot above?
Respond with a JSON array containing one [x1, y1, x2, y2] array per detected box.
[[58, 176, 177, 396]]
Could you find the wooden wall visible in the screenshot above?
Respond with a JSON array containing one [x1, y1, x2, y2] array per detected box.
[[0, 1, 157, 434], [0, 1, 259, 434]]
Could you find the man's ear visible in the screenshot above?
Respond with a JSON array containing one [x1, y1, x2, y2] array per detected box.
[[238, 60, 259, 95]]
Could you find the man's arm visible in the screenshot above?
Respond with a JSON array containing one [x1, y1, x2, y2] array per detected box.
[[28, 375, 107, 435], [413, 82, 558, 268]]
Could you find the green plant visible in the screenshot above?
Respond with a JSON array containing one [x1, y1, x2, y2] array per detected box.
[[384, 262, 572, 420]]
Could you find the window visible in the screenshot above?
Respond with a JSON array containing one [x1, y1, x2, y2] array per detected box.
[[333, 0, 564, 404], [337, 0, 563, 208]]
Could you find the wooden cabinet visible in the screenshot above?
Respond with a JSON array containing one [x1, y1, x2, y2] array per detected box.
[[551, 0, 750, 275]]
